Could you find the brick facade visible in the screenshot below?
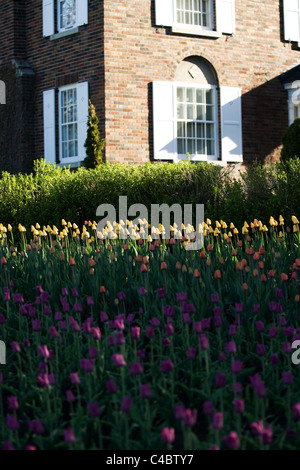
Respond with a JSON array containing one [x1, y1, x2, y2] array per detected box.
[[0, 0, 300, 172]]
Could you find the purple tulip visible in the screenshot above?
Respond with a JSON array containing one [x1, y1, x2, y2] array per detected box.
[[226, 341, 237, 354], [150, 317, 160, 327], [74, 302, 83, 313], [129, 362, 143, 375], [72, 287, 79, 297], [176, 292, 187, 302], [118, 291, 126, 302], [80, 359, 94, 373], [269, 326, 277, 338], [140, 384, 152, 399], [187, 348, 197, 359], [160, 359, 174, 374], [161, 427, 175, 444], [38, 345, 50, 359], [292, 403, 300, 420], [223, 431, 240, 450], [199, 333, 209, 350], [253, 304, 260, 314], [183, 409, 197, 427], [255, 321, 264, 333], [28, 420, 44, 435], [234, 398, 245, 413], [2, 441, 15, 450], [88, 402, 101, 418], [100, 311, 109, 322], [165, 324, 174, 336], [70, 372, 80, 385], [66, 390, 75, 403], [89, 346, 98, 359], [202, 318, 211, 330], [32, 319, 41, 331], [193, 321, 202, 334], [11, 341, 21, 353], [282, 371, 293, 385], [283, 342, 292, 354], [6, 414, 19, 431], [232, 360, 243, 374], [131, 326, 140, 340], [215, 373, 227, 388], [211, 293, 219, 303], [256, 344, 266, 356], [7, 396, 19, 411], [235, 303, 243, 313], [146, 326, 155, 338], [229, 324, 237, 335], [163, 305, 175, 317], [91, 327, 101, 340], [270, 353, 279, 365], [112, 354, 126, 368], [86, 296, 94, 306], [157, 288, 165, 299], [212, 412, 223, 430], [232, 382, 242, 394], [203, 401, 213, 415], [121, 396, 132, 413], [182, 313, 191, 324], [64, 428, 76, 443], [250, 420, 264, 436], [106, 379, 117, 394]]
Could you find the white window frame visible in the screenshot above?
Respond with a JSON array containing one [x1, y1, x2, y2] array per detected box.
[[58, 83, 80, 164], [173, 0, 214, 32], [57, 0, 78, 33], [285, 82, 300, 124], [175, 82, 219, 161]]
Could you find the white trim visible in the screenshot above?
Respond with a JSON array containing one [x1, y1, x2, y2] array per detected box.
[[57, 0, 78, 33]]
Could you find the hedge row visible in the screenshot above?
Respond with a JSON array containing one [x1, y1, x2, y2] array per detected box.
[[0, 158, 299, 233]]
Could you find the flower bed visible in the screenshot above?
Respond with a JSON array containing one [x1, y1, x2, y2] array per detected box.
[[0, 217, 299, 450]]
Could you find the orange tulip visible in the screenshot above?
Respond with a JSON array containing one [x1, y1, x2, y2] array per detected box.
[[200, 251, 206, 259], [194, 269, 200, 278], [253, 268, 259, 277], [88, 258, 96, 267], [281, 273, 288, 282], [243, 282, 248, 290], [207, 244, 213, 252], [214, 269, 222, 279], [258, 261, 264, 270], [69, 257, 76, 266], [176, 261, 181, 270], [182, 264, 187, 273], [1, 256, 7, 265], [268, 269, 276, 278], [100, 286, 106, 293], [253, 252, 260, 261], [260, 274, 267, 282], [291, 272, 297, 280], [161, 262, 167, 271], [140, 263, 148, 273]]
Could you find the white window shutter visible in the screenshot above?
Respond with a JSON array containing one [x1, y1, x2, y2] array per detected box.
[[283, 0, 300, 41], [220, 86, 243, 162], [43, 0, 54, 37], [77, 82, 89, 161], [77, 0, 88, 26], [216, 0, 235, 34], [153, 82, 176, 160], [155, 0, 173, 26], [43, 89, 56, 164]]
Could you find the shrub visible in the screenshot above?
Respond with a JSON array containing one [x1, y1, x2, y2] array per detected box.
[[281, 118, 300, 163], [83, 100, 105, 169]]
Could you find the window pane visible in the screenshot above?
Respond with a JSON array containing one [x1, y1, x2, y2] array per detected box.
[[187, 122, 195, 137], [62, 126, 67, 141], [62, 142, 68, 159], [68, 107, 74, 122], [177, 139, 185, 155], [197, 140, 205, 155], [68, 124, 75, 140], [197, 123, 204, 138], [207, 140, 214, 155], [187, 104, 194, 120], [177, 122, 185, 137], [196, 89, 204, 103], [197, 105, 204, 120], [206, 89, 213, 104], [206, 105, 214, 121], [177, 104, 184, 119], [206, 123, 214, 138], [69, 141, 76, 158], [187, 139, 195, 154], [177, 87, 184, 102], [186, 88, 193, 103]]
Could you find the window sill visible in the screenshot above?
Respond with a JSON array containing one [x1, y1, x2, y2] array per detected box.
[[57, 160, 83, 169], [50, 27, 80, 41], [171, 25, 222, 38]]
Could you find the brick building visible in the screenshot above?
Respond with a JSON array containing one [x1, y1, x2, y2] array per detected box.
[[1, 0, 300, 173]]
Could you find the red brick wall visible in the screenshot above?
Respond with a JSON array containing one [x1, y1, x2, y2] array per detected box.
[[2, 0, 300, 169], [103, 0, 300, 164], [25, 0, 105, 163]]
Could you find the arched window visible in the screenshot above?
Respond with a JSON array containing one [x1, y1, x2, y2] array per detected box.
[[152, 56, 243, 162]]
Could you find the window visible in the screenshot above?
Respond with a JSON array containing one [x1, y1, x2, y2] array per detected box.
[[285, 83, 300, 124], [283, 0, 300, 43], [176, 85, 217, 157], [58, 0, 77, 32], [152, 82, 243, 162], [59, 86, 78, 159], [155, 0, 235, 36], [176, 0, 212, 29], [43, 0, 88, 37], [43, 82, 89, 166]]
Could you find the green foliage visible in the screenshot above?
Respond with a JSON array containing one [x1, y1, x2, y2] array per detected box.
[[281, 117, 300, 162], [83, 100, 105, 169], [0, 158, 300, 235]]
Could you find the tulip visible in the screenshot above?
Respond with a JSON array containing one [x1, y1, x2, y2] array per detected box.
[[223, 431, 240, 450], [161, 427, 175, 444], [121, 396, 132, 413], [212, 412, 223, 430]]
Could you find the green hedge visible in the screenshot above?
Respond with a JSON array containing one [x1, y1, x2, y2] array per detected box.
[[0, 158, 299, 233]]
